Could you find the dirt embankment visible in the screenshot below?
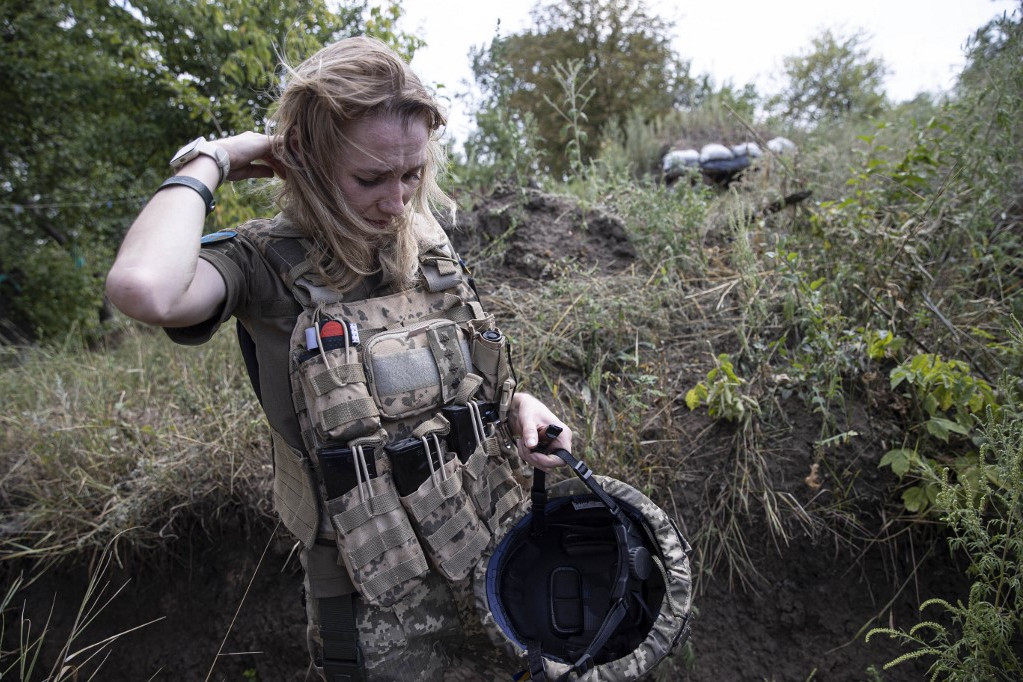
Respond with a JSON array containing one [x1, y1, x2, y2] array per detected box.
[[5, 187, 962, 681]]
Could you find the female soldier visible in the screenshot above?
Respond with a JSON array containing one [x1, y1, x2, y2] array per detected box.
[[106, 35, 572, 680]]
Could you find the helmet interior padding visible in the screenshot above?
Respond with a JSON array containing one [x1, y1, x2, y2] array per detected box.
[[490, 496, 667, 666]]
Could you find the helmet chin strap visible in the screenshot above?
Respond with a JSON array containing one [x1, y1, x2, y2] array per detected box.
[[527, 448, 647, 681]]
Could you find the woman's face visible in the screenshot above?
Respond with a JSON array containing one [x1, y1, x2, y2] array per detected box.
[[336, 113, 429, 228]]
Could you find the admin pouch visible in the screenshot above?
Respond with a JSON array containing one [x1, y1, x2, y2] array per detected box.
[[249, 215, 524, 607]]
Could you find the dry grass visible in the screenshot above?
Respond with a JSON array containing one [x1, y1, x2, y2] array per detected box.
[[0, 324, 273, 568]]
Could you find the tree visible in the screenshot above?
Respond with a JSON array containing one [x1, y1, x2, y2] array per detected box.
[[0, 0, 417, 341], [468, 0, 695, 178], [771, 29, 888, 126]]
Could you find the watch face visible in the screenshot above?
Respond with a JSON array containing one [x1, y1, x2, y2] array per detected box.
[[171, 137, 204, 167]]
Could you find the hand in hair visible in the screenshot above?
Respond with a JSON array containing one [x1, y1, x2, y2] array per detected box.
[[218, 131, 288, 181]]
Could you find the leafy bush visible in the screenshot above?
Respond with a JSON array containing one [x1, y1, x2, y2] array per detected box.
[[685, 353, 759, 422], [867, 358, 1023, 679], [2, 241, 114, 344], [879, 353, 1000, 513]]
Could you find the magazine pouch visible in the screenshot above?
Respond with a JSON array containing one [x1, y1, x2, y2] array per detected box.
[[393, 417, 491, 581], [443, 402, 525, 541], [324, 432, 429, 607]]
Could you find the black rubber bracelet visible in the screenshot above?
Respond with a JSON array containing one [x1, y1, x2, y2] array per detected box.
[[157, 176, 215, 215]]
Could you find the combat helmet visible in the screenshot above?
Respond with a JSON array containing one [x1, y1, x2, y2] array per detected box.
[[474, 447, 693, 681]]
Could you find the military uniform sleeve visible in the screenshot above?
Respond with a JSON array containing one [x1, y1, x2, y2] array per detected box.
[[163, 232, 258, 345]]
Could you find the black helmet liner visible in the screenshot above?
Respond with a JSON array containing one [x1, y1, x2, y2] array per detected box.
[[475, 449, 693, 681]]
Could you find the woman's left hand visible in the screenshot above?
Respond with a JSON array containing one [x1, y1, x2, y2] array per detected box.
[[507, 392, 573, 472]]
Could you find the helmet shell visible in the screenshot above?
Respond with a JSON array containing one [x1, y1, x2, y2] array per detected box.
[[474, 475, 693, 680]]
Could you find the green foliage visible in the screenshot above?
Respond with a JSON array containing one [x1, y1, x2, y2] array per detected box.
[[0, 0, 418, 343], [890, 354, 997, 433], [881, 353, 999, 513], [7, 241, 113, 344], [771, 29, 888, 126], [543, 59, 596, 179], [459, 28, 545, 193], [469, 0, 695, 177], [867, 370, 1023, 680], [685, 353, 759, 422]]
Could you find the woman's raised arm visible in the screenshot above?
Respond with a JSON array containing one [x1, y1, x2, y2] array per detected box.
[[105, 132, 280, 327]]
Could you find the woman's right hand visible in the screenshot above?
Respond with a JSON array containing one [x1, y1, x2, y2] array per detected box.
[[217, 131, 286, 182], [106, 130, 283, 328]]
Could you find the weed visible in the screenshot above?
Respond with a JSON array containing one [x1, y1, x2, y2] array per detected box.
[[544, 59, 596, 181], [0, 533, 162, 679], [0, 322, 272, 566], [685, 353, 758, 422], [880, 353, 999, 513], [866, 371, 1023, 679]]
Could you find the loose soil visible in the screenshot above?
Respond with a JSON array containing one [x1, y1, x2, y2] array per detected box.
[[5, 187, 968, 681]]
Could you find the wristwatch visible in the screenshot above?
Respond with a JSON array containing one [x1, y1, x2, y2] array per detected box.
[[170, 137, 231, 186]]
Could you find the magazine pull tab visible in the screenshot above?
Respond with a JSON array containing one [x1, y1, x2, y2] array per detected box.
[[421, 433, 448, 488]]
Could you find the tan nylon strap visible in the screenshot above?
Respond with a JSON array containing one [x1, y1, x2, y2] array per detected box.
[[285, 259, 313, 289], [335, 485, 401, 533], [463, 447, 487, 480], [347, 522, 415, 569], [319, 397, 380, 432], [484, 436, 501, 458], [472, 486, 493, 518], [411, 415, 450, 439], [310, 363, 367, 396], [441, 528, 490, 579], [408, 472, 462, 521], [489, 487, 522, 528], [426, 505, 475, 549], [445, 302, 478, 324], [486, 462, 513, 489], [292, 385, 307, 413], [423, 254, 459, 277], [362, 554, 430, 601], [454, 373, 484, 405]]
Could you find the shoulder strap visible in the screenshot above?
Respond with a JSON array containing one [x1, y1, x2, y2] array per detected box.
[[236, 321, 262, 405]]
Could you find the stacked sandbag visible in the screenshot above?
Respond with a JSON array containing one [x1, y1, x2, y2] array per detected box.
[[661, 148, 700, 186], [766, 136, 797, 155], [662, 136, 797, 188]]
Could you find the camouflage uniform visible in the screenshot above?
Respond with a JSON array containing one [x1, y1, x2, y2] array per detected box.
[[167, 215, 524, 680], [303, 543, 519, 680]]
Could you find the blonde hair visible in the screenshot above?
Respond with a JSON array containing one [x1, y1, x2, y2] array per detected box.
[[270, 36, 452, 292]]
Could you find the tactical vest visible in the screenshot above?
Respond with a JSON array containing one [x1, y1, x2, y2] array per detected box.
[[249, 215, 526, 608]]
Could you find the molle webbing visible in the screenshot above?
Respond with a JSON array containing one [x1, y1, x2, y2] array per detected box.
[[326, 472, 431, 605], [332, 481, 403, 532], [270, 429, 320, 548], [319, 398, 379, 433], [307, 362, 367, 395], [462, 435, 523, 534]]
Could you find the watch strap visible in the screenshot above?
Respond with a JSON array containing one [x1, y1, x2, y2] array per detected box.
[[157, 176, 216, 216]]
